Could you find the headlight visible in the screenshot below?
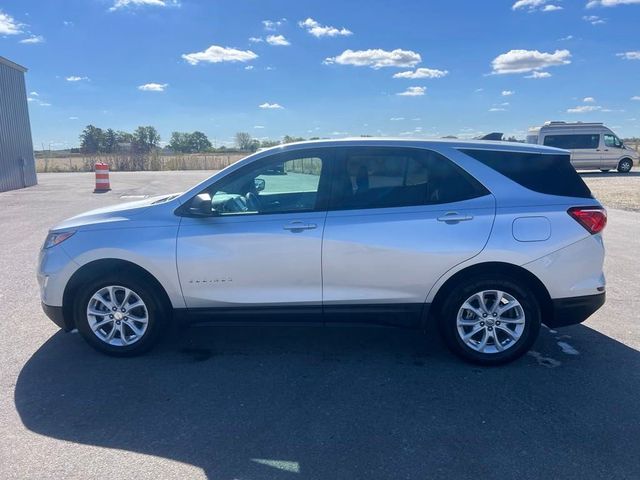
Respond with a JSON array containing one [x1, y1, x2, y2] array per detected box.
[[43, 231, 76, 249]]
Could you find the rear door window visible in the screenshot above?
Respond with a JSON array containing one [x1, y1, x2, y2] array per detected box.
[[460, 149, 593, 199], [543, 134, 600, 149], [329, 147, 489, 210]]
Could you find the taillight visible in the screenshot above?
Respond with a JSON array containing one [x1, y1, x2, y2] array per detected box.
[[568, 207, 607, 234]]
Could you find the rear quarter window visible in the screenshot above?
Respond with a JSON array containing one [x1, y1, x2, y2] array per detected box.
[[459, 149, 593, 199]]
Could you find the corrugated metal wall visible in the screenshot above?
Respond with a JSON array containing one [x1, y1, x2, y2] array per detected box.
[[0, 58, 37, 192]]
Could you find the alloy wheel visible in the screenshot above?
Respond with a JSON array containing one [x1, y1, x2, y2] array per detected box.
[[456, 290, 526, 354], [87, 285, 149, 346]]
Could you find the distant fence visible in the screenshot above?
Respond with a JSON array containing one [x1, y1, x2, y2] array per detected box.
[[36, 152, 247, 173], [285, 157, 323, 175], [625, 140, 640, 153]]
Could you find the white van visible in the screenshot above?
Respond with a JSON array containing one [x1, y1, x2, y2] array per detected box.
[[527, 121, 638, 173]]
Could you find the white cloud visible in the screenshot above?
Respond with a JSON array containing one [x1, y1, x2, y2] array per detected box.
[[567, 105, 602, 113], [266, 34, 290, 46], [66, 76, 89, 82], [512, 0, 546, 9], [390, 117, 405, 121], [583, 15, 606, 24], [512, 0, 561, 11], [69, 116, 79, 120], [29, 92, 52, 106], [392, 67, 448, 79], [254, 125, 265, 129], [298, 18, 353, 38], [502, 90, 515, 96], [110, 0, 179, 11], [248, 36, 263, 43], [617, 51, 640, 60], [19, 35, 44, 44], [0, 9, 22, 35], [259, 102, 284, 109], [397, 86, 426, 96], [325, 48, 421, 69], [491, 49, 571, 74], [489, 107, 507, 112], [244, 65, 254, 70], [587, 0, 640, 7], [525, 70, 552, 78], [262, 19, 284, 31], [631, 96, 640, 100], [109, 0, 180, 12], [559, 35, 574, 41], [583, 96, 596, 102], [182, 45, 258, 65], [138, 82, 168, 91]]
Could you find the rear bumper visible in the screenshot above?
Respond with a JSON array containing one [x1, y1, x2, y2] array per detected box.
[[546, 292, 605, 328], [41, 302, 74, 331]]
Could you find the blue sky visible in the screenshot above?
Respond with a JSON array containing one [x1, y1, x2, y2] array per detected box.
[[1, 0, 640, 149]]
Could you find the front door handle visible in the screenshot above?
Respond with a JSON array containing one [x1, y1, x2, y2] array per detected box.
[[283, 221, 317, 231], [437, 212, 473, 224]]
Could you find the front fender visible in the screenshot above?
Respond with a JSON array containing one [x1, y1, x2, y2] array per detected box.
[[54, 225, 185, 309]]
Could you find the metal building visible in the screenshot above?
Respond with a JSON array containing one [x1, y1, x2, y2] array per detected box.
[[0, 56, 37, 192]]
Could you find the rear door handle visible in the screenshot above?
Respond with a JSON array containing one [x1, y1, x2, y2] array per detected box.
[[437, 212, 473, 223], [283, 221, 317, 231]]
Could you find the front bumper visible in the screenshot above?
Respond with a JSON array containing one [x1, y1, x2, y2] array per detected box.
[[41, 302, 74, 331], [546, 292, 605, 328]]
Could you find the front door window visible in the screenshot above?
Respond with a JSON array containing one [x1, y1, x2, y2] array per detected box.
[[196, 151, 328, 216], [604, 134, 623, 149]]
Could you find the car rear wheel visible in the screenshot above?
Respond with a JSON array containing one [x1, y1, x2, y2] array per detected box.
[[74, 275, 167, 356], [617, 158, 633, 173], [439, 276, 541, 365]]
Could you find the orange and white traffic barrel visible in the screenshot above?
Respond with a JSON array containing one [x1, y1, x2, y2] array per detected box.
[[94, 162, 111, 193]]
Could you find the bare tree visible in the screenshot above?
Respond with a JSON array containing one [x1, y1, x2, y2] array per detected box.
[[235, 132, 253, 151]]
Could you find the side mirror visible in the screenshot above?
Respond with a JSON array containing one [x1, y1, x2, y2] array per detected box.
[[254, 178, 266, 192], [188, 193, 215, 217]]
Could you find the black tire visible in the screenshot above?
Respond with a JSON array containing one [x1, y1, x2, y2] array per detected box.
[[600, 169, 610, 173], [74, 273, 168, 356], [438, 276, 541, 365], [617, 158, 633, 173]]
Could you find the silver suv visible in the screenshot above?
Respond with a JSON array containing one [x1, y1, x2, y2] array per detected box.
[[38, 139, 607, 364]]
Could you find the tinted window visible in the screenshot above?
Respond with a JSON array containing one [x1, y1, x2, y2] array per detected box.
[[198, 150, 329, 215], [460, 149, 592, 199], [604, 134, 623, 148], [543, 134, 599, 149], [330, 147, 489, 210]]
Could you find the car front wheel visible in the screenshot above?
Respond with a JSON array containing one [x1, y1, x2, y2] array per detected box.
[[617, 158, 633, 173], [74, 275, 166, 356], [439, 277, 541, 365]]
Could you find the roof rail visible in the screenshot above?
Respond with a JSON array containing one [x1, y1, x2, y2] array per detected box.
[[543, 121, 604, 126]]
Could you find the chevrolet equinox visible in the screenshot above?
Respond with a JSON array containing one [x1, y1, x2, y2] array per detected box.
[[38, 139, 606, 364]]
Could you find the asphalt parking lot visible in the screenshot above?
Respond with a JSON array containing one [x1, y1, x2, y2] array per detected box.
[[1, 171, 639, 479]]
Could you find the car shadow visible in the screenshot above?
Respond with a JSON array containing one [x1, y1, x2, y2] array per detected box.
[[15, 324, 640, 479]]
